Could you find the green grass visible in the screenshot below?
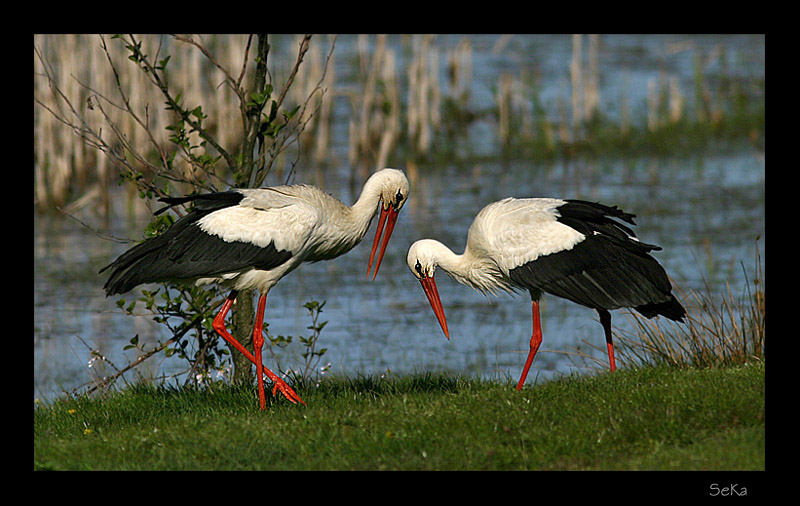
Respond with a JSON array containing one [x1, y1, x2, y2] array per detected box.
[[34, 362, 764, 471]]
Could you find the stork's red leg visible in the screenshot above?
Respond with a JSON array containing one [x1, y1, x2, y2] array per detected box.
[[253, 294, 267, 411], [516, 299, 543, 390], [598, 309, 616, 372], [212, 291, 305, 406]]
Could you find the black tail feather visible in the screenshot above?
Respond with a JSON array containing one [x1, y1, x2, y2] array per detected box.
[[101, 190, 248, 295], [635, 297, 687, 321], [155, 190, 244, 215]]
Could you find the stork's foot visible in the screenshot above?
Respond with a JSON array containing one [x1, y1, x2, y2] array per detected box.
[[261, 369, 306, 405]]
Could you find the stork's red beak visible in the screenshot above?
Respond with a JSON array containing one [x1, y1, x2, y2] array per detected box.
[[419, 275, 450, 340], [366, 205, 400, 280]]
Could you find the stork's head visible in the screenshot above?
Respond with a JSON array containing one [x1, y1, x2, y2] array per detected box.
[[366, 168, 411, 280], [407, 239, 450, 340], [374, 168, 410, 212]]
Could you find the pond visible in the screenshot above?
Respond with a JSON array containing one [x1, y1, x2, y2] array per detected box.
[[33, 34, 765, 402]]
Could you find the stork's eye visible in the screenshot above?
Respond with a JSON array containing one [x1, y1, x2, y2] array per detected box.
[[414, 260, 423, 276], [396, 190, 404, 203]]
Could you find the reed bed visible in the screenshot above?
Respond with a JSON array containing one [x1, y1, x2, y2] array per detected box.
[[346, 34, 400, 178], [494, 35, 764, 160], [34, 34, 337, 214], [34, 34, 764, 215]]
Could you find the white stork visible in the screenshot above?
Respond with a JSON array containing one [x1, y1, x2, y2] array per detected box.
[[102, 168, 410, 410], [406, 197, 685, 389]]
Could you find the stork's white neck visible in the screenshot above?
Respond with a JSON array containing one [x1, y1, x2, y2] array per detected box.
[[421, 240, 514, 296], [350, 174, 385, 227]]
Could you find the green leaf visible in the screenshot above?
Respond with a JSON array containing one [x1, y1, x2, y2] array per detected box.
[[283, 105, 301, 120], [124, 334, 140, 350], [267, 100, 278, 122], [190, 105, 206, 121], [247, 90, 270, 109]]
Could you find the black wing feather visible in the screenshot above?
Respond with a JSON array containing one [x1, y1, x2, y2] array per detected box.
[[101, 190, 292, 295], [509, 200, 685, 321]]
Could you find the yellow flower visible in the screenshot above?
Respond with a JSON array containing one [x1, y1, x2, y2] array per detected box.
[[83, 428, 93, 435], [68, 409, 77, 415]]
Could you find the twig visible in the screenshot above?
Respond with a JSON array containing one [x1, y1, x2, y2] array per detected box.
[[237, 35, 254, 89], [255, 35, 339, 188], [99, 35, 171, 174], [83, 312, 206, 395], [274, 35, 313, 112], [55, 205, 135, 244], [170, 34, 245, 104], [123, 34, 237, 172]]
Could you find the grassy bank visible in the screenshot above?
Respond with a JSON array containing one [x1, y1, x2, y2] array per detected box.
[[34, 362, 764, 471]]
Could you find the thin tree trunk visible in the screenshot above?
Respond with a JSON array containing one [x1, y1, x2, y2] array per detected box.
[[230, 289, 257, 384], [237, 34, 270, 188], [229, 35, 269, 384]]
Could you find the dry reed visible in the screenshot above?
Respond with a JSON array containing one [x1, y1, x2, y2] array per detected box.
[[34, 34, 334, 214], [35, 35, 761, 216], [35, 35, 250, 214], [562, 240, 764, 374], [407, 34, 441, 155]]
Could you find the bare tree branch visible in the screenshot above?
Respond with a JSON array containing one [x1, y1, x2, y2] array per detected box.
[[237, 35, 253, 90], [82, 312, 207, 396], [255, 35, 338, 188], [170, 34, 245, 104], [274, 35, 313, 112], [122, 34, 238, 173], [98, 35, 171, 172], [34, 43, 166, 197], [240, 34, 271, 188]]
